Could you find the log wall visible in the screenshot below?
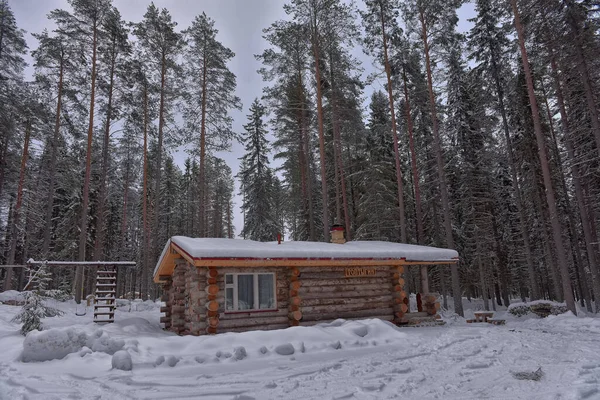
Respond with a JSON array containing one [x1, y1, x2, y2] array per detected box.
[[297, 266, 396, 326], [159, 263, 429, 335], [215, 267, 290, 334]]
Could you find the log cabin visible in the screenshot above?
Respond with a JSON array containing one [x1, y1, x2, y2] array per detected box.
[[153, 226, 459, 335]]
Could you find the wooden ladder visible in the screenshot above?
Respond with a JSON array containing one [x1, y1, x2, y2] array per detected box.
[[94, 265, 117, 323]]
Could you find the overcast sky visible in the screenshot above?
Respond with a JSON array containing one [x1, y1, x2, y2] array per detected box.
[[10, 0, 474, 238]]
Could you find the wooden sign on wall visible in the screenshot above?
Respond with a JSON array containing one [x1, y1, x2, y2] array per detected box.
[[344, 267, 377, 278]]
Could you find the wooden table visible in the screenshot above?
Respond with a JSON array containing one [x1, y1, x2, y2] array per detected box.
[[473, 311, 494, 323]]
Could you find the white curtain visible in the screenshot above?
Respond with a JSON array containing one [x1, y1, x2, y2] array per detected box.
[[258, 274, 274, 309], [238, 275, 254, 310]]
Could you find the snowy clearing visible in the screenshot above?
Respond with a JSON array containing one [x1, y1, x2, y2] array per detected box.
[[1, 299, 599, 400]]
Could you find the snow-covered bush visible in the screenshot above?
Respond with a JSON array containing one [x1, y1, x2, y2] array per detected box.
[[21, 327, 127, 362], [508, 301, 568, 318], [507, 303, 530, 317], [11, 292, 63, 335]]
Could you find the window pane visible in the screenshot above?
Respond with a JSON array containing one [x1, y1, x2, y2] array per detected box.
[[226, 275, 233, 285], [237, 275, 255, 310], [226, 288, 234, 311], [258, 274, 275, 309]]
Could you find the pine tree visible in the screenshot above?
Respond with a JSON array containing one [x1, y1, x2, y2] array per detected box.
[[133, 4, 183, 298], [258, 20, 318, 241], [182, 13, 241, 238]]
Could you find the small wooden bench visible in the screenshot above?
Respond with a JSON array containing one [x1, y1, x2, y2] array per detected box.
[[473, 311, 495, 323]]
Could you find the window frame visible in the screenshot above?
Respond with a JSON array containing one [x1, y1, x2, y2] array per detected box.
[[224, 272, 277, 313]]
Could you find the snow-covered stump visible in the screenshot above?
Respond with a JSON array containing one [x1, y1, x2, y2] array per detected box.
[[392, 266, 409, 324]]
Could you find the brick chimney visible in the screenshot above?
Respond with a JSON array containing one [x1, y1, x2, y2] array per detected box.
[[330, 224, 346, 244]]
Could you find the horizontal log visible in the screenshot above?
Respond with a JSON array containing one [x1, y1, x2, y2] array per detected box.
[[289, 311, 302, 321], [301, 307, 394, 322], [301, 301, 393, 314], [207, 310, 219, 318], [301, 295, 393, 307], [206, 284, 219, 296], [206, 327, 217, 334], [290, 281, 302, 291], [206, 301, 219, 312], [208, 317, 219, 328], [396, 266, 404, 274], [172, 293, 185, 301], [290, 268, 301, 277], [290, 304, 300, 312], [400, 304, 408, 313], [300, 277, 391, 287], [397, 278, 405, 286], [160, 306, 170, 313], [300, 284, 390, 294], [172, 305, 186, 314], [207, 269, 218, 279], [302, 290, 392, 300], [219, 323, 289, 333], [299, 271, 391, 279], [217, 316, 290, 329], [160, 316, 171, 323], [393, 285, 402, 292], [290, 296, 302, 306], [220, 309, 288, 320], [207, 277, 217, 285], [289, 289, 299, 298]]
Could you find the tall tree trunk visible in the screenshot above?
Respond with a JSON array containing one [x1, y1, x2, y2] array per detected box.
[[419, 8, 462, 314], [311, 13, 330, 243], [402, 67, 424, 245], [549, 52, 600, 311], [42, 57, 64, 259], [540, 79, 591, 311], [489, 49, 539, 300], [198, 50, 208, 238], [379, 2, 406, 244], [329, 54, 351, 239], [93, 40, 117, 262], [3, 119, 31, 291], [142, 81, 150, 300], [298, 72, 316, 241], [75, 20, 98, 303], [564, 0, 600, 158], [511, 0, 576, 314]]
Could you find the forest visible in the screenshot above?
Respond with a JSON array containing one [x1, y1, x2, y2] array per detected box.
[[0, 0, 599, 317]]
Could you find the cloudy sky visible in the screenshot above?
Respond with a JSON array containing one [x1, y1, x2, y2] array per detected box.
[[10, 0, 474, 238]]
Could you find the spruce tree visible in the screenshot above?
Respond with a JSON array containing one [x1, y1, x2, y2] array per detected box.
[[239, 100, 279, 242]]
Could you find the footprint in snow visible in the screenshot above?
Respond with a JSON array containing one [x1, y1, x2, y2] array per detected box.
[[465, 360, 493, 370]]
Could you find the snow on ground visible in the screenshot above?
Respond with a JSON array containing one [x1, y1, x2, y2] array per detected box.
[[1, 298, 599, 400]]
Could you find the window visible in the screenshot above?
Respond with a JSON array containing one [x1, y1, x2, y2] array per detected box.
[[225, 273, 276, 312]]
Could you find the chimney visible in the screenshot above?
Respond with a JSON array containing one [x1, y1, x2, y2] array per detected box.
[[330, 224, 346, 244]]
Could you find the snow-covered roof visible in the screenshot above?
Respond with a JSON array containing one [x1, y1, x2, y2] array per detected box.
[[153, 236, 458, 280]]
